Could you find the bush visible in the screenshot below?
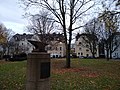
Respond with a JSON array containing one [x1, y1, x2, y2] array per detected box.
[[9, 53, 27, 61], [3, 55, 11, 61]]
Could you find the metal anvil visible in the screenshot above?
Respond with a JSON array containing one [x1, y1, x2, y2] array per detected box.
[[28, 40, 48, 52]]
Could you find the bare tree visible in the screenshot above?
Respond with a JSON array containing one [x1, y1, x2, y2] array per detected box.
[[99, 10, 120, 60], [100, 0, 120, 15], [21, 0, 95, 68], [26, 10, 55, 43], [114, 0, 120, 10], [4, 29, 15, 56], [81, 18, 99, 58], [96, 0, 120, 60], [82, 10, 120, 60]]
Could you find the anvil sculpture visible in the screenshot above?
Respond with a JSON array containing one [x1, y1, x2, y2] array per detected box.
[[28, 40, 48, 52]]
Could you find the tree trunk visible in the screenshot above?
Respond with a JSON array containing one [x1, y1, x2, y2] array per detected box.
[[92, 53, 95, 58], [92, 44, 95, 58], [65, 0, 74, 68], [66, 44, 71, 68], [65, 27, 72, 68], [109, 39, 112, 59], [110, 50, 112, 59], [106, 48, 109, 61]]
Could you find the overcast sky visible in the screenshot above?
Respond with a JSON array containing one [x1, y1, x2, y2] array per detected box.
[[0, 0, 99, 35], [0, 0, 28, 34], [0, 0, 108, 34]]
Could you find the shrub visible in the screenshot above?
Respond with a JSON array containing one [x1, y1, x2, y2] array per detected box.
[[9, 53, 27, 61]]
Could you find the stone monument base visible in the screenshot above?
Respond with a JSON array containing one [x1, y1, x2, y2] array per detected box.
[[26, 52, 50, 90], [26, 78, 50, 90]]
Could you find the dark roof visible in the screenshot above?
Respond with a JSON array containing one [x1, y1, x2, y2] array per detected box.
[[12, 33, 65, 42], [13, 33, 33, 41], [76, 33, 98, 41]]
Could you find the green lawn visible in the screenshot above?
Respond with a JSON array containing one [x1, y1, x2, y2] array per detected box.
[[0, 59, 120, 90]]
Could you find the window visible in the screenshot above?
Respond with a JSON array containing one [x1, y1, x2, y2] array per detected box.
[[86, 49, 89, 52], [86, 45, 89, 48], [59, 55, 61, 57], [49, 47, 52, 50], [78, 53, 80, 55], [81, 52, 83, 55], [15, 37, 18, 40], [79, 47, 82, 50], [79, 42, 82, 44], [56, 47, 57, 50], [60, 47, 62, 50], [116, 49, 118, 51], [86, 54, 89, 57], [47, 47, 51, 50], [82, 37, 85, 39], [95, 52, 96, 54]]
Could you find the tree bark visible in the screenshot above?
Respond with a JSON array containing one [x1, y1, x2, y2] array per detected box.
[[106, 46, 109, 61], [110, 50, 112, 59], [66, 44, 71, 68]]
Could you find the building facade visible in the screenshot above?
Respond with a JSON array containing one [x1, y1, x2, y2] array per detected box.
[[106, 33, 120, 59], [9, 33, 66, 57], [46, 41, 66, 58], [9, 33, 34, 55], [75, 34, 99, 58]]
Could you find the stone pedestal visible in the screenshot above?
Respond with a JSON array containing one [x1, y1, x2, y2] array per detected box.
[[26, 52, 50, 90]]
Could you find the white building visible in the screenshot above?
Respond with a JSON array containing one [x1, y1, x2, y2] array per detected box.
[[46, 41, 66, 58], [9, 33, 66, 58], [112, 47, 120, 59], [75, 34, 99, 58], [106, 33, 120, 59], [9, 33, 34, 55]]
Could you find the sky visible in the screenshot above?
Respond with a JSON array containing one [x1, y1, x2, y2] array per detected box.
[[0, 0, 28, 34], [0, 0, 99, 35], [0, 0, 110, 35]]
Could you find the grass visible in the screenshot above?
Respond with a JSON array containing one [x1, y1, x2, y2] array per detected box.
[[0, 59, 120, 90], [0, 61, 26, 90]]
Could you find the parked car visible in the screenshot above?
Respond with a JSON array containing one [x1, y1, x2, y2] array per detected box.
[[87, 56, 94, 59], [79, 56, 85, 58]]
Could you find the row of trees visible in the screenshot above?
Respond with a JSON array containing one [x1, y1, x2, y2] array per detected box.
[[81, 0, 120, 60], [82, 14, 120, 60], [20, 0, 120, 67]]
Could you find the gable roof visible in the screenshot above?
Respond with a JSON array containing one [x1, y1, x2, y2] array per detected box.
[[11, 33, 65, 43], [76, 33, 98, 41]]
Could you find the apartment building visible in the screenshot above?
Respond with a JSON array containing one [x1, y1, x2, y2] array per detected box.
[[46, 41, 66, 58], [9, 33, 66, 57], [75, 33, 99, 58], [9, 33, 34, 55]]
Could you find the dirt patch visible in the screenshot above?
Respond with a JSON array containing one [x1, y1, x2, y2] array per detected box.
[[81, 72, 99, 78], [52, 68, 88, 74], [52, 67, 99, 78], [0, 60, 10, 64]]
